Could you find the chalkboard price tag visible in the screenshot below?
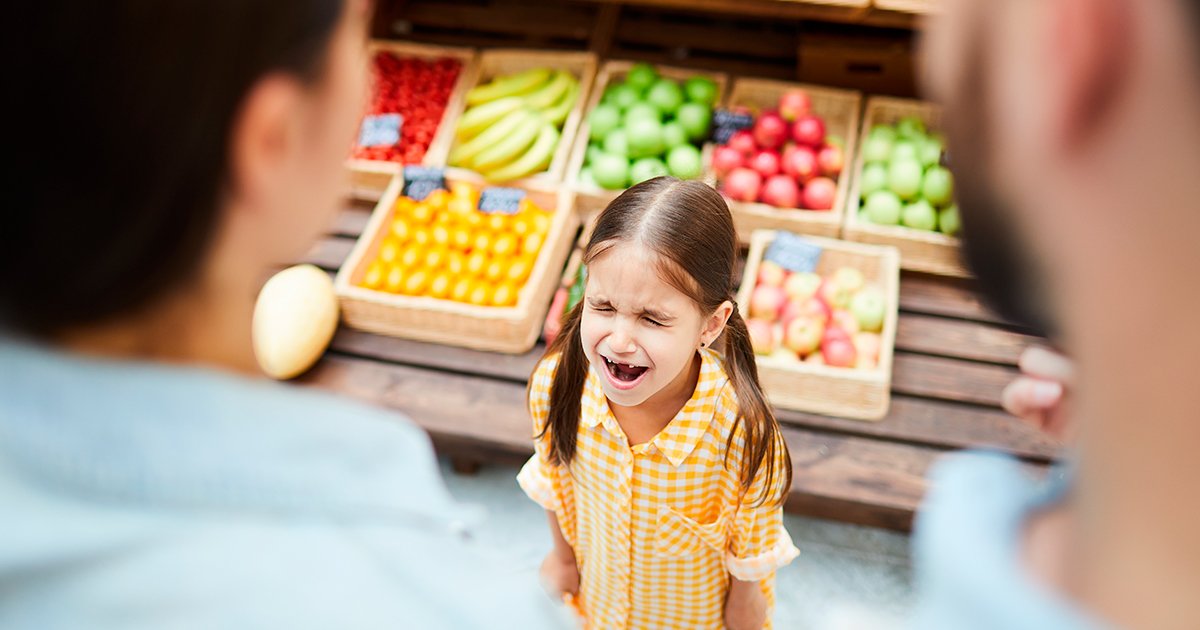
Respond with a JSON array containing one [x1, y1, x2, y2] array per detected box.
[[763, 231, 823, 273], [712, 109, 755, 144], [358, 113, 402, 148], [477, 187, 526, 215], [402, 166, 445, 202]]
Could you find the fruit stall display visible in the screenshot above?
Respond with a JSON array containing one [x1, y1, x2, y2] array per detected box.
[[348, 41, 479, 172], [334, 171, 579, 354], [566, 60, 728, 214], [713, 77, 862, 241], [842, 96, 968, 277], [446, 49, 597, 186], [736, 230, 899, 420], [541, 211, 600, 344]]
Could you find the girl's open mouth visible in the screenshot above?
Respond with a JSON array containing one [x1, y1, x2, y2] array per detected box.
[[602, 356, 649, 390]]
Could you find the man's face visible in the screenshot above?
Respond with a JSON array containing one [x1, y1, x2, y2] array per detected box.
[[921, 0, 1057, 337]]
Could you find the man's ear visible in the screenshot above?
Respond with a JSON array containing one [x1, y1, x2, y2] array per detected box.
[[702, 300, 734, 346], [1050, 0, 1132, 153], [228, 74, 306, 210]]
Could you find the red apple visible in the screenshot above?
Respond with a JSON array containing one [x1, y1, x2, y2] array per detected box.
[[778, 89, 812, 121], [723, 167, 762, 202], [832, 309, 861, 336], [822, 338, 858, 368], [817, 144, 845, 177], [711, 145, 744, 178], [784, 315, 825, 355], [782, 145, 818, 183], [749, 150, 781, 179], [791, 114, 827, 148], [747, 318, 777, 355], [760, 174, 800, 208], [802, 177, 837, 210], [783, 271, 822, 303], [728, 130, 757, 156], [749, 285, 787, 321], [823, 323, 852, 346], [752, 111, 789, 150], [853, 332, 882, 366], [787, 296, 831, 327], [756, 260, 787, 288]]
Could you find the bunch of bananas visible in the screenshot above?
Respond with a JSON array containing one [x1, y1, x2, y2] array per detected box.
[[449, 67, 579, 182]]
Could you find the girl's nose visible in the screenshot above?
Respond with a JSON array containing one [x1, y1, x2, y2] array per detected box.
[[608, 322, 637, 354]]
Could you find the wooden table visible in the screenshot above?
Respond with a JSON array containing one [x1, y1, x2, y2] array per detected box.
[[296, 198, 1059, 532]]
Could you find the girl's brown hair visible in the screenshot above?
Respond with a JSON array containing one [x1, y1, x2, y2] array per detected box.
[[536, 176, 791, 506]]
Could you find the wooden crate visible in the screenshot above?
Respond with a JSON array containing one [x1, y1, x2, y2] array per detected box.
[[842, 96, 967, 277], [445, 48, 598, 187], [873, 0, 939, 15], [797, 30, 916, 98], [347, 40, 480, 175], [736, 230, 900, 420], [722, 77, 863, 242], [565, 60, 730, 216], [334, 170, 580, 354]]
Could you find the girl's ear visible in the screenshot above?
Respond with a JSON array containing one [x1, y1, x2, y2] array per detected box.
[[701, 300, 735, 347]]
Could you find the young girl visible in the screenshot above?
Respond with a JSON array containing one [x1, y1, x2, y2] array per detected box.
[[518, 177, 798, 629]]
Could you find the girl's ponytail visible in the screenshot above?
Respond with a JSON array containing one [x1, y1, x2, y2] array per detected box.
[[534, 300, 590, 466], [722, 303, 792, 507]]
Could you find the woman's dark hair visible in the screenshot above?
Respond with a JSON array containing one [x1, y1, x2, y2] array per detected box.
[[537, 177, 792, 506], [4, 0, 344, 337]]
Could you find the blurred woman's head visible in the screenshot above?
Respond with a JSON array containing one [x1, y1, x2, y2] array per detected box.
[[5, 0, 368, 341]]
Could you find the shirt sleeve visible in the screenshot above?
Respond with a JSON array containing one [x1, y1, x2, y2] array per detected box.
[[725, 430, 800, 581], [516, 355, 560, 512]]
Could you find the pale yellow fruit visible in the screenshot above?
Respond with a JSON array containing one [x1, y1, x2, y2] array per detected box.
[[252, 264, 339, 380]]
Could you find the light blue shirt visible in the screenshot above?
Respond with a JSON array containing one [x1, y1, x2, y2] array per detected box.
[[0, 339, 565, 629], [910, 452, 1113, 629]]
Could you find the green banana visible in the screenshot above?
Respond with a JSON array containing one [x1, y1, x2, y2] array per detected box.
[[456, 96, 525, 141], [483, 122, 560, 182], [540, 78, 579, 128], [524, 70, 573, 110], [472, 115, 543, 172], [449, 108, 533, 167], [466, 68, 552, 106]]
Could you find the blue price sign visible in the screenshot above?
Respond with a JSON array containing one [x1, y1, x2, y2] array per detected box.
[[478, 187, 526, 215], [402, 166, 445, 202], [711, 109, 755, 144], [358, 113, 402, 148], [763, 231, 823, 273]]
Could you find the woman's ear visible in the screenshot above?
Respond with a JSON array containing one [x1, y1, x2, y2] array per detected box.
[[700, 300, 734, 347]]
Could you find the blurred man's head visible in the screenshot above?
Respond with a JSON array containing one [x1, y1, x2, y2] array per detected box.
[[922, 0, 1200, 340]]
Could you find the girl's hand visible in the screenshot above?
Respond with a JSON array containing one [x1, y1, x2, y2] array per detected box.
[[724, 578, 767, 630], [1001, 346, 1075, 441], [539, 549, 579, 601]]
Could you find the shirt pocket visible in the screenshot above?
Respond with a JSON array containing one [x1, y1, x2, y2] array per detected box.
[[653, 504, 730, 558]]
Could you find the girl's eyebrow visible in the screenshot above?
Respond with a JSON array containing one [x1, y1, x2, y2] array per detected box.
[[587, 297, 675, 322]]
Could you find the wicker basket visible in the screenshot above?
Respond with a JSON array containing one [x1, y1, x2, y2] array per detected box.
[[722, 77, 863, 241], [346, 40, 480, 188], [565, 60, 730, 217], [444, 48, 598, 188], [736, 230, 900, 421], [842, 96, 968, 277], [334, 170, 580, 354]]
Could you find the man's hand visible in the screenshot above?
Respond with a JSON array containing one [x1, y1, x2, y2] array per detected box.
[[1002, 346, 1074, 441]]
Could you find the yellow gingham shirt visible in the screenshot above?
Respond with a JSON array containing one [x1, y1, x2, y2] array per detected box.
[[518, 348, 799, 629]]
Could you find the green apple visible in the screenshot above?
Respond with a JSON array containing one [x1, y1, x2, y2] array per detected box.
[[666, 144, 703, 179], [919, 135, 945, 168], [922, 166, 955, 207], [888, 158, 924, 200], [864, 190, 903, 225], [578, 166, 598, 188], [626, 118, 665, 159], [890, 141, 919, 163], [675, 102, 712, 142], [603, 128, 629, 157], [585, 143, 604, 166], [603, 83, 639, 111], [860, 163, 889, 196], [849, 287, 887, 334], [862, 135, 893, 165], [588, 104, 621, 142], [646, 78, 684, 115], [939, 204, 961, 236], [869, 124, 896, 142], [625, 63, 659, 94], [902, 199, 938, 231], [592, 152, 630, 190], [630, 157, 669, 184], [624, 102, 662, 126], [661, 121, 688, 149], [684, 76, 718, 105], [896, 116, 927, 140]]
